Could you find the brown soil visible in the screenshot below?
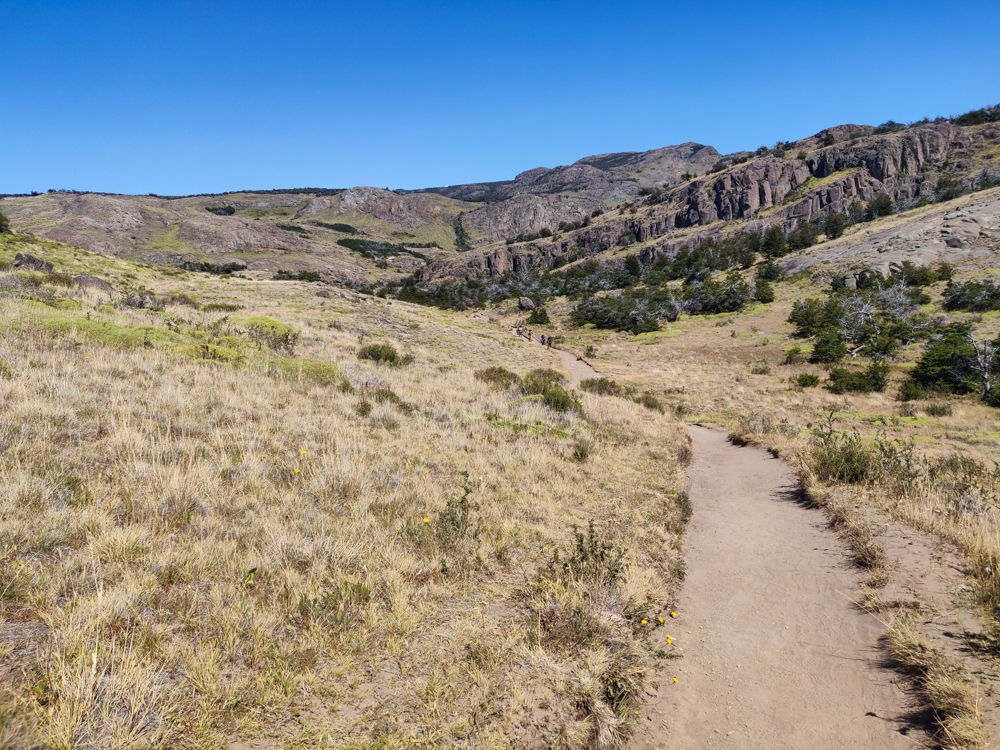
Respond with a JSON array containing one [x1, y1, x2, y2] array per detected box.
[[630, 426, 929, 749]]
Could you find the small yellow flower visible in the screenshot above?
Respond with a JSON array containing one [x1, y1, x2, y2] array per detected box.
[[658, 616, 664, 623], [302, 450, 307, 455], [641, 619, 647, 624], [85, 356, 89, 360], [262, 455, 266, 459], [423, 518, 430, 523], [295, 469, 301, 473], [672, 677, 678, 684]]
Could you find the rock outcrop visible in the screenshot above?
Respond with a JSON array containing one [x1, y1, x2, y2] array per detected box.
[[13, 252, 54, 273]]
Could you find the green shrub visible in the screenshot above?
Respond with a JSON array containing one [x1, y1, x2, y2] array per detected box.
[[580, 377, 623, 396], [942, 279, 1000, 312], [783, 347, 805, 365], [865, 192, 894, 220], [523, 368, 578, 412], [182, 261, 247, 275], [793, 373, 820, 387], [572, 441, 591, 462], [787, 221, 820, 250], [809, 328, 848, 364], [761, 225, 788, 258], [924, 402, 953, 417], [357, 343, 413, 367], [237, 317, 299, 355], [453, 213, 472, 252], [527, 307, 550, 325], [267, 358, 349, 388], [905, 323, 976, 396], [205, 205, 236, 216], [827, 361, 890, 393], [811, 432, 882, 484], [633, 392, 665, 413], [823, 210, 847, 240], [0, 210, 12, 234], [756, 259, 785, 281], [475, 366, 521, 390], [313, 221, 357, 234], [272, 270, 321, 282], [754, 279, 775, 303], [277, 223, 309, 235]]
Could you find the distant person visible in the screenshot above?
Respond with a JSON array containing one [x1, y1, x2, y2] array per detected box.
[[540, 334, 546, 346], [517, 326, 523, 337], [528, 329, 533, 341], [548, 336, 554, 348]]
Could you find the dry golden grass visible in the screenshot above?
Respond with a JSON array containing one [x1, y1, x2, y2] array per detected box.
[[0, 240, 689, 749]]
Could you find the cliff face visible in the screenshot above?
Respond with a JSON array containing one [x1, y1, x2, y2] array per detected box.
[[418, 121, 1000, 283]]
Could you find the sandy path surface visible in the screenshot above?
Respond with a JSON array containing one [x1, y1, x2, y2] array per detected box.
[[630, 426, 927, 749], [512, 331, 600, 386]]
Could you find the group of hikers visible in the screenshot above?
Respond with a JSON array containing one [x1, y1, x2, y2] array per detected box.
[[516, 326, 555, 348]]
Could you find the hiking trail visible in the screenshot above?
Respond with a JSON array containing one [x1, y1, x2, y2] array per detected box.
[[629, 425, 928, 749], [512, 330, 600, 387]]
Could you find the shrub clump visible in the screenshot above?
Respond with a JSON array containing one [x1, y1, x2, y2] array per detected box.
[[475, 366, 521, 390], [266, 358, 349, 389], [633, 392, 665, 413], [580, 377, 624, 396], [523, 368, 579, 412], [793, 373, 820, 388], [827, 361, 890, 393], [527, 307, 550, 325], [357, 343, 414, 367]]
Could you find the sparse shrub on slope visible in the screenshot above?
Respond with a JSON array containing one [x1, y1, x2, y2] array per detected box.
[[942, 279, 1000, 312], [0, 210, 12, 234], [527, 307, 550, 325], [572, 294, 659, 334], [580, 377, 624, 396], [357, 342, 414, 367], [827, 361, 890, 393], [475, 366, 521, 390], [523, 368, 580, 412]]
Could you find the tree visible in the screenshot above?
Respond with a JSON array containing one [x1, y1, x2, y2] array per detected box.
[[754, 279, 775, 303], [0, 210, 10, 235], [823, 210, 847, 240], [810, 328, 848, 364], [761, 225, 788, 259], [935, 173, 963, 202], [967, 335, 1000, 400], [865, 193, 894, 220], [787, 221, 820, 250], [623, 254, 642, 278]]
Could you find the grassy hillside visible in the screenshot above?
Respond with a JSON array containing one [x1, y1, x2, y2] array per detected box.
[[0, 233, 689, 749]]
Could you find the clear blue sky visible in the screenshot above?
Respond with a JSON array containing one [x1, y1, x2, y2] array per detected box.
[[2, 0, 998, 195]]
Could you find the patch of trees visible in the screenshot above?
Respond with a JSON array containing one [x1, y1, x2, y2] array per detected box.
[[205, 206, 236, 216], [506, 227, 553, 245], [337, 238, 429, 262], [277, 223, 308, 234], [454, 213, 471, 252], [951, 104, 1000, 127], [181, 261, 247, 275], [272, 270, 321, 282], [942, 278, 1000, 312], [900, 322, 1000, 404], [312, 221, 357, 234]]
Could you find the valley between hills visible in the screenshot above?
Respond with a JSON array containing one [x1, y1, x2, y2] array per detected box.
[[3, 104, 1000, 749]]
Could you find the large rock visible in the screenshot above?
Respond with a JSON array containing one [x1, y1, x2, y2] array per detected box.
[[518, 297, 536, 310], [13, 252, 54, 273], [72, 274, 115, 292]]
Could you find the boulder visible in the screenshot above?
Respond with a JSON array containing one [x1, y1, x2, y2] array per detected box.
[[844, 276, 858, 290], [13, 252, 54, 273], [71, 274, 115, 292], [518, 297, 536, 310], [945, 236, 967, 248], [316, 289, 332, 298]]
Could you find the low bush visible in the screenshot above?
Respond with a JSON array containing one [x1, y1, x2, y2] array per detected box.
[[809, 328, 848, 364], [827, 361, 890, 393], [633, 392, 664, 413], [182, 261, 247, 275], [924, 402, 953, 417], [942, 279, 1000, 312], [782, 346, 805, 365], [527, 307, 550, 325], [756, 259, 785, 282], [865, 192, 895, 220], [273, 270, 321, 282], [475, 366, 521, 390], [278, 223, 309, 235], [580, 377, 623, 396], [313, 221, 357, 234], [357, 343, 414, 367], [205, 205, 235, 216], [793, 373, 820, 387], [523, 368, 578, 412]]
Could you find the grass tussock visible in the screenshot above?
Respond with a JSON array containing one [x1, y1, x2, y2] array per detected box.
[[884, 615, 986, 749], [0, 263, 689, 748]]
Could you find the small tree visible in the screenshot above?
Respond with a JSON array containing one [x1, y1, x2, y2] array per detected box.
[[865, 193, 894, 220], [0, 210, 11, 235], [823, 210, 847, 240], [761, 225, 788, 259], [810, 328, 848, 364], [967, 335, 1000, 400], [754, 279, 775, 304], [623, 254, 642, 278]]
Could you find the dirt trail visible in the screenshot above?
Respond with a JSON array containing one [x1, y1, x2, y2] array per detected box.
[[512, 331, 600, 386], [630, 426, 928, 749]]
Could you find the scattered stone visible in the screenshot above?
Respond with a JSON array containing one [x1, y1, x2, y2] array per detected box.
[[518, 297, 536, 310], [946, 237, 967, 248], [13, 252, 54, 273], [316, 290, 332, 298]]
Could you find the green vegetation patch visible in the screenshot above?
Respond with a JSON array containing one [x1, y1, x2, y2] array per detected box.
[[266, 357, 348, 388]]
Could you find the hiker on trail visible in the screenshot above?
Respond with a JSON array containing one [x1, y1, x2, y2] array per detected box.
[[517, 326, 523, 337], [528, 329, 533, 341], [540, 334, 546, 346], [547, 336, 553, 348]]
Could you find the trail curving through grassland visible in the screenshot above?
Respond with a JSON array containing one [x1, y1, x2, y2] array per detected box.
[[630, 425, 928, 749], [511, 329, 600, 387]]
